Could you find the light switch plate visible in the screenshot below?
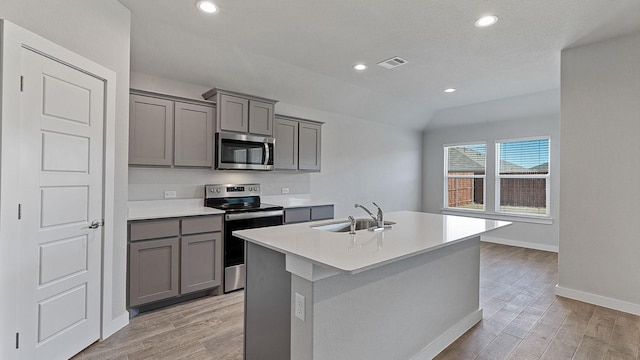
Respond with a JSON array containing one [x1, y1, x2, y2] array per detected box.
[[295, 292, 305, 321], [281, 187, 290, 194], [164, 190, 177, 199]]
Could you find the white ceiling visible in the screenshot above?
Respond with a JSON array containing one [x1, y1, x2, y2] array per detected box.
[[118, 0, 640, 130]]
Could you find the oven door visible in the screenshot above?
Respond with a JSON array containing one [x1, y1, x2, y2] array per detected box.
[[224, 210, 283, 292], [217, 132, 275, 170]]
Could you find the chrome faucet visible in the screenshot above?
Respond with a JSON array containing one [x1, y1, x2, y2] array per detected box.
[[354, 202, 384, 229], [348, 216, 356, 235]]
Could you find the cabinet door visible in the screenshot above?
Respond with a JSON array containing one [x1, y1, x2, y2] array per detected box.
[[311, 205, 334, 221], [219, 93, 249, 133], [181, 232, 222, 294], [298, 122, 322, 171], [274, 117, 299, 170], [129, 237, 180, 306], [174, 102, 214, 167], [129, 95, 174, 166], [248, 100, 274, 136], [284, 207, 311, 224]]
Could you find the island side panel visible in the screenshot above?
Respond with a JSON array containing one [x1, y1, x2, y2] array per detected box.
[[309, 237, 481, 360], [291, 275, 314, 360], [244, 242, 291, 360]]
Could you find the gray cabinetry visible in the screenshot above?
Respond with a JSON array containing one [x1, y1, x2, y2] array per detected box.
[[203, 88, 277, 136], [299, 122, 322, 171], [129, 237, 180, 307], [181, 232, 222, 294], [129, 90, 215, 168], [128, 214, 223, 309], [284, 205, 334, 224], [274, 117, 299, 170], [129, 94, 174, 166], [174, 102, 214, 167], [274, 115, 323, 171]]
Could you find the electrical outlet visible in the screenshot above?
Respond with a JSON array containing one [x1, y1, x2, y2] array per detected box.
[[164, 190, 177, 199], [281, 187, 290, 194], [295, 292, 305, 321]]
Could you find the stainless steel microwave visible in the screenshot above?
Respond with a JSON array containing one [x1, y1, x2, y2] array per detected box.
[[216, 132, 275, 170]]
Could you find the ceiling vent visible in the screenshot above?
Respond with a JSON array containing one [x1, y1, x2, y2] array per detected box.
[[377, 56, 408, 69]]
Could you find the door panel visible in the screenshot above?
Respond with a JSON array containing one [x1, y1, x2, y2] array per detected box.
[[19, 48, 104, 360], [41, 131, 90, 172]]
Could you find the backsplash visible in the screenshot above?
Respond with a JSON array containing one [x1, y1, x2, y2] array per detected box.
[[128, 167, 311, 201]]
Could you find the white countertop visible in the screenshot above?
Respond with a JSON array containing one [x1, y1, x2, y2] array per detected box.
[[128, 199, 224, 221], [234, 211, 511, 274]]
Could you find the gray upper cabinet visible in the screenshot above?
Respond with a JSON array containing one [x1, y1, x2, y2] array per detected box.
[[274, 117, 299, 170], [129, 94, 174, 166], [203, 88, 277, 136], [299, 122, 322, 171], [219, 93, 249, 133], [248, 100, 274, 135], [174, 102, 214, 167], [129, 90, 215, 168], [274, 114, 323, 171]]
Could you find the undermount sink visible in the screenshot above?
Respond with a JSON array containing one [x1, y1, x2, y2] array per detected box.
[[311, 218, 396, 232]]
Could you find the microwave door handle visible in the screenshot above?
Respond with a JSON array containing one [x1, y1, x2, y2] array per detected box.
[[263, 142, 270, 166]]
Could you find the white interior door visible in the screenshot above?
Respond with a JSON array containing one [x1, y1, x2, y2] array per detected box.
[[17, 47, 105, 359]]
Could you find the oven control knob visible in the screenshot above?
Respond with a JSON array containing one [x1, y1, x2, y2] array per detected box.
[[250, 187, 255, 191], [216, 188, 221, 193]]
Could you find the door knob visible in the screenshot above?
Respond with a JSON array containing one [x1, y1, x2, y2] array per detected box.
[[89, 220, 104, 229]]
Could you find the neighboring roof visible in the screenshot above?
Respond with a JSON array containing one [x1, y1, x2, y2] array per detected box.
[[448, 147, 486, 173], [449, 147, 547, 174]]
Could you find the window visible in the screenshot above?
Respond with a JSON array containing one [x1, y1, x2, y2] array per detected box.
[[444, 144, 486, 211], [496, 138, 550, 216]]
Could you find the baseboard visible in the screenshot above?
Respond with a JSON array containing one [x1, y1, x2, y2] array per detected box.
[[411, 309, 483, 360], [555, 285, 640, 316], [102, 311, 129, 339], [481, 236, 558, 253]]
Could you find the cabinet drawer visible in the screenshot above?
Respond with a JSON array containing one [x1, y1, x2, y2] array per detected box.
[[182, 215, 222, 235], [284, 207, 311, 224], [130, 219, 180, 241], [310, 205, 334, 221]]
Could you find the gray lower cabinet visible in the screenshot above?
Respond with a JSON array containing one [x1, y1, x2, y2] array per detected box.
[[180, 232, 222, 294], [283, 205, 334, 224], [274, 114, 323, 171], [129, 90, 215, 167], [129, 237, 180, 307], [128, 214, 223, 308]]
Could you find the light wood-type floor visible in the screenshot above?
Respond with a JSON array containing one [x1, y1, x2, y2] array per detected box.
[[74, 243, 640, 360]]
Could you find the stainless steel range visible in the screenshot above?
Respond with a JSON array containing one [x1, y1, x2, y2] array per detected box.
[[204, 184, 283, 293]]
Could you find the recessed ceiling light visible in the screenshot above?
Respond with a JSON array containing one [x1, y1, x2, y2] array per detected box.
[[196, 0, 219, 14], [353, 64, 367, 71], [475, 15, 498, 27], [444, 88, 457, 93]]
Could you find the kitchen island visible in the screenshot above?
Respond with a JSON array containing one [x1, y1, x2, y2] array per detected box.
[[234, 211, 511, 360]]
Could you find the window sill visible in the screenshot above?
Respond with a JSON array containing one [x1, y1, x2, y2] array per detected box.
[[441, 208, 553, 225]]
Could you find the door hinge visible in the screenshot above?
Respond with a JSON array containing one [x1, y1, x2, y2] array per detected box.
[[18, 204, 22, 220], [20, 76, 23, 92], [15, 332, 19, 349]]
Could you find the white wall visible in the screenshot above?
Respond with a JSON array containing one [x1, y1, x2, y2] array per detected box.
[[0, 0, 131, 343], [130, 72, 423, 218], [558, 32, 640, 314], [422, 114, 560, 251]]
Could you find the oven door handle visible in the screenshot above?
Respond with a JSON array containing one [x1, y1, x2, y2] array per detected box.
[[225, 210, 283, 221]]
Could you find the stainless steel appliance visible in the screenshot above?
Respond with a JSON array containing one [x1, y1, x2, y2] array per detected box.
[[216, 132, 275, 170], [204, 184, 283, 293]]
